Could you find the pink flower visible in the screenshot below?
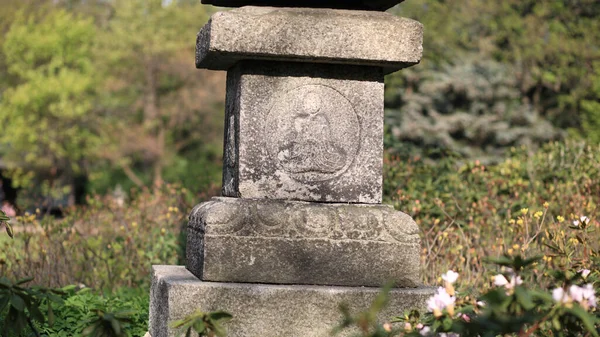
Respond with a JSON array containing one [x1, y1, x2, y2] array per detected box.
[[1, 203, 16, 218], [579, 269, 591, 279], [427, 287, 455, 313]]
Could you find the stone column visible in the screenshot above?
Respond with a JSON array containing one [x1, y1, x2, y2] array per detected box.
[[149, 2, 433, 336]]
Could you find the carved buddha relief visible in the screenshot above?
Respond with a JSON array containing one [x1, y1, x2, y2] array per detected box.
[[265, 84, 360, 182]]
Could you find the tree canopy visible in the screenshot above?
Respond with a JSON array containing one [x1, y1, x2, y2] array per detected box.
[[0, 9, 100, 188]]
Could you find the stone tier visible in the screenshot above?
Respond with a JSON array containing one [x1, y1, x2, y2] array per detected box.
[[150, 265, 434, 337], [221, 61, 384, 204], [186, 197, 421, 287], [201, 0, 405, 11], [196, 6, 423, 74]]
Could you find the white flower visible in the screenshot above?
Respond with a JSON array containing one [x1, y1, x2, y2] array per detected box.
[[553, 284, 597, 308], [579, 269, 591, 279], [494, 274, 509, 287], [580, 284, 597, 308], [514, 276, 523, 286], [552, 287, 568, 303], [419, 326, 431, 336], [442, 270, 459, 284], [493, 274, 523, 289], [570, 285, 585, 302], [476, 301, 486, 307], [573, 216, 590, 228], [427, 287, 455, 313]]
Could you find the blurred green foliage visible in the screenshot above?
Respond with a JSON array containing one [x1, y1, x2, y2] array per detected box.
[[38, 286, 148, 337], [0, 184, 190, 291], [384, 140, 599, 288], [171, 309, 233, 337], [0, 0, 224, 204], [0, 9, 100, 188], [387, 0, 600, 161]]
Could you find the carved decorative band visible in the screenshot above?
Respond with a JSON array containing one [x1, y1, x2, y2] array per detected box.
[[188, 198, 419, 244]]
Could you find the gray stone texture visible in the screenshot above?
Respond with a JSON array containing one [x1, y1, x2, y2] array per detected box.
[[196, 6, 423, 74], [221, 61, 384, 203], [186, 197, 421, 287], [150, 265, 435, 337], [201, 0, 405, 11]]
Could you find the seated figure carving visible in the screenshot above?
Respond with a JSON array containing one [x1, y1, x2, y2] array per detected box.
[[277, 92, 347, 175]]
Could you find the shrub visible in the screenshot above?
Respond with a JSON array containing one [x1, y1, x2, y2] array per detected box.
[[0, 184, 192, 291], [38, 286, 149, 337], [384, 58, 563, 162], [384, 140, 600, 290]]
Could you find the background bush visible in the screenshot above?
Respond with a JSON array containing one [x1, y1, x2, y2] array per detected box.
[[0, 184, 192, 292], [385, 141, 599, 291]]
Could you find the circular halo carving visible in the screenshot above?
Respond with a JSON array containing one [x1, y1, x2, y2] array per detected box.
[[265, 85, 360, 182]]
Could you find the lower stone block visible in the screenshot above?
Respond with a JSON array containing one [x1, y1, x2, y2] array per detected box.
[[186, 197, 421, 287], [149, 265, 434, 337]]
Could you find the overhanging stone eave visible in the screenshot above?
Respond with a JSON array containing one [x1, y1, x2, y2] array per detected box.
[[194, 7, 423, 75], [200, 0, 406, 11], [196, 51, 420, 74]]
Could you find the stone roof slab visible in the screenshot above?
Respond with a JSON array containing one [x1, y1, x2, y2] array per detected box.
[[196, 6, 423, 74]]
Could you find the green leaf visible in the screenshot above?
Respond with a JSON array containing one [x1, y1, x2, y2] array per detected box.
[[29, 302, 45, 323], [192, 320, 206, 333], [567, 305, 600, 337], [82, 321, 101, 337], [521, 255, 543, 267], [0, 277, 11, 288], [48, 293, 64, 303], [47, 301, 55, 326], [171, 318, 188, 329], [0, 295, 9, 313], [114, 309, 136, 318], [15, 277, 34, 285], [7, 307, 26, 336], [552, 316, 561, 330], [514, 287, 535, 310], [0, 210, 9, 221], [484, 255, 513, 267], [5, 223, 13, 239], [208, 311, 233, 322], [110, 316, 122, 335], [213, 323, 227, 337], [10, 294, 25, 311]]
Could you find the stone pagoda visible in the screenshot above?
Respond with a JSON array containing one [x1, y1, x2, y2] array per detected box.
[[149, 1, 432, 336]]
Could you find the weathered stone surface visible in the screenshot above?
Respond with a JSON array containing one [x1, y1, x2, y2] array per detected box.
[[150, 265, 434, 337], [196, 6, 423, 74], [201, 0, 405, 11], [221, 61, 384, 203], [186, 197, 421, 287]]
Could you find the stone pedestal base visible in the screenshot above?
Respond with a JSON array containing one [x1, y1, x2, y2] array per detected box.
[[149, 266, 434, 337], [186, 197, 422, 287]]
